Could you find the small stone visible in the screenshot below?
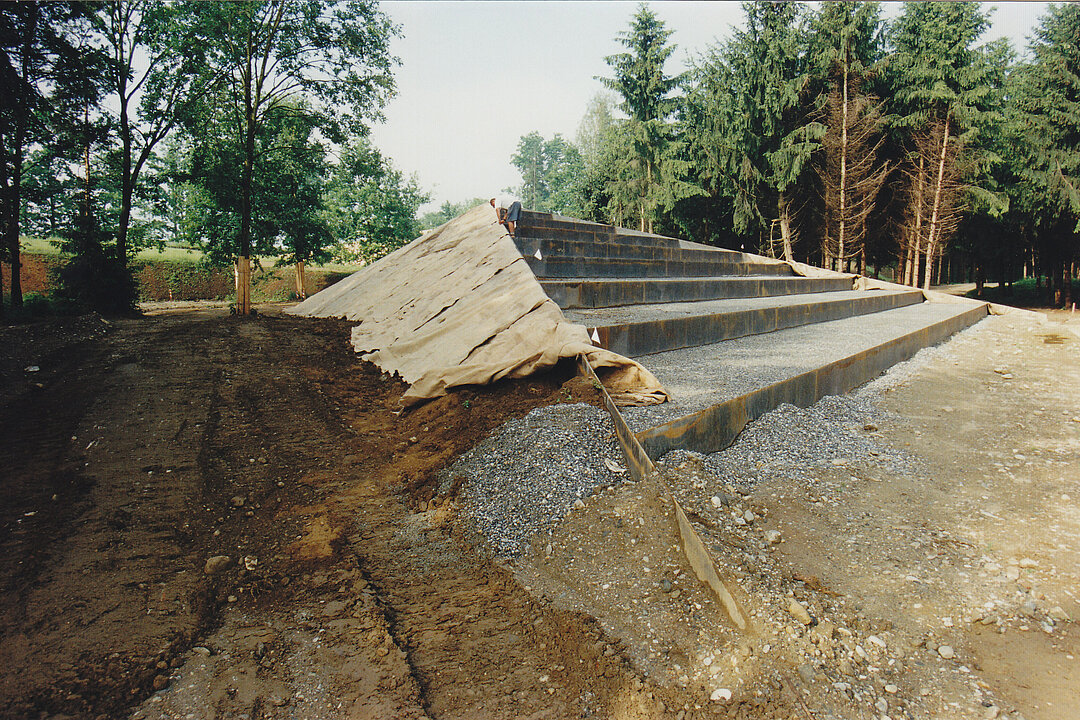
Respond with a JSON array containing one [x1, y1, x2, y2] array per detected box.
[[1018, 557, 1039, 568], [661, 578, 673, 593], [884, 683, 898, 694], [742, 510, 756, 523], [573, 499, 585, 510], [833, 682, 851, 692], [863, 423, 878, 432], [192, 646, 211, 656], [710, 688, 732, 702], [710, 496, 723, 508], [242, 555, 258, 571], [868, 635, 886, 649], [787, 598, 812, 625], [875, 697, 889, 713], [1048, 606, 1070, 622], [377, 646, 389, 657], [984, 705, 1000, 719], [152, 675, 169, 691], [764, 529, 782, 544], [270, 695, 289, 707], [230, 495, 246, 508], [544, 543, 553, 557], [1021, 599, 1038, 616], [204, 555, 233, 575], [938, 645, 955, 659], [797, 663, 816, 684], [227, 594, 237, 603]]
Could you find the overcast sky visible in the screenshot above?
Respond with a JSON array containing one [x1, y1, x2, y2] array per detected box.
[[368, 1, 1048, 214]]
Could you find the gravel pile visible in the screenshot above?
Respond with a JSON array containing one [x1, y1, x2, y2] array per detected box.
[[448, 403, 629, 557]]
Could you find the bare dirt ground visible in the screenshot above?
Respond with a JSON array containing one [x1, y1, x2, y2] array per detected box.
[[1, 302, 1076, 720]]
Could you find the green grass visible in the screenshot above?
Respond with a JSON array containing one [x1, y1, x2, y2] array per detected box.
[[19, 235, 361, 272]]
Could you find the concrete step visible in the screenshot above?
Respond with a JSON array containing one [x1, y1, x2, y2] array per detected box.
[[565, 289, 924, 357], [514, 235, 748, 264], [621, 300, 989, 458], [541, 275, 855, 309], [526, 254, 792, 279]]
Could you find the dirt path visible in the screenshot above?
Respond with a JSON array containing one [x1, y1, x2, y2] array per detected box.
[[0, 307, 685, 720]]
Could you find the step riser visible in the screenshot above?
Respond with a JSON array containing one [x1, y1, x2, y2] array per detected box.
[[636, 303, 989, 458], [593, 291, 924, 357], [515, 236, 741, 262], [543, 276, 854, 308], [529, 257, 792, 279]]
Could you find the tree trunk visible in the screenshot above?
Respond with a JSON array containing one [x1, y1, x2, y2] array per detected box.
[[294, 260, 306, 299], [838, 55, 849, 267], [922, 115, 951, 291], [5, 8, 37, 309], [778, 192, 794, 263], [909, 153, 926, 288]]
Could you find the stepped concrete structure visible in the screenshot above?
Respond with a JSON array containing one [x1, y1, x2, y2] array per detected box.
[[512, 210, 991, 461]]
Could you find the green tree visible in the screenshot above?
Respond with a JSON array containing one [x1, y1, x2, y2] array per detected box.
[[887, 1, 995, 289], [600, 4, 695, 232], [321, 138, 428, 265], [685, 1, 820, 259], [187, 0, 399, 313], [100, 0, 216, 267], [1010, 3, 1080, 306], [0, 1, 92, 312], [510, 131, 586, 215]]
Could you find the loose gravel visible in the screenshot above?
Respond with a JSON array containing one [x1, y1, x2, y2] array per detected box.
[[453, 319, 991, 559], [448, 403, 630, 557]]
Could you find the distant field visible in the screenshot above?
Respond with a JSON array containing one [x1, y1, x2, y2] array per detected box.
[[19, 236, 361, 272]]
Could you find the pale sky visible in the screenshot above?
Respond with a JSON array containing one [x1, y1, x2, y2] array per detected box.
[[369, 1, 1048, 214]]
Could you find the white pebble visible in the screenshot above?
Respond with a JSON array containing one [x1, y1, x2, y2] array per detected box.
[[710, 688, 732, 702]]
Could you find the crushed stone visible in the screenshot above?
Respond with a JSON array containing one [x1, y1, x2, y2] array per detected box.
[[448, 403, 629, 557]]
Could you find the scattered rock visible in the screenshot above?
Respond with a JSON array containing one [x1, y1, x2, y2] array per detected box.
[[710, 496, 724, 508], [938, 645, 955, 659], [787, 598, 812, 625], [884, 683, 898, 694], [204, 555, 234, 575], [742, 510, 755, 523]]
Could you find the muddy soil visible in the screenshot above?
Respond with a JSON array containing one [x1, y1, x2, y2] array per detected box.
[[0, 305, 699, 720]]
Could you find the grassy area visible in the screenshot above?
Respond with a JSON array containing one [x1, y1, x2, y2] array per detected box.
[[19, 235, 361, 272]]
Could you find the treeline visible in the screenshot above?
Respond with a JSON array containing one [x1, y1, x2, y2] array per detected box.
[[511, 2, 1079, 306], [1, 0, 424, 317]]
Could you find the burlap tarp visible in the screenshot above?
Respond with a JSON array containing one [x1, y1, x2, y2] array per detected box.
[[287, 204, 668, 407]]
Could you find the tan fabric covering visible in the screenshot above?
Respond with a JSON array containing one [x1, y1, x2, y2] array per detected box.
[[287, 204, 668, 407]]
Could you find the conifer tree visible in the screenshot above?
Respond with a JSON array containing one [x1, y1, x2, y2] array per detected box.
[[600, 4, 695, 233], [887, 1, 994, 289], [808, 1, 889, 272], [1012, 3, 1080, 306]]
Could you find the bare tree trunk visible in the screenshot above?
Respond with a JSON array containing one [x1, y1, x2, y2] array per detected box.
[[838, 58, 849, 268], [910, 154, 926, 288], [778, 191, 794, 263], [923, 115, 951, 291], [294, 261, 306, 299]]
